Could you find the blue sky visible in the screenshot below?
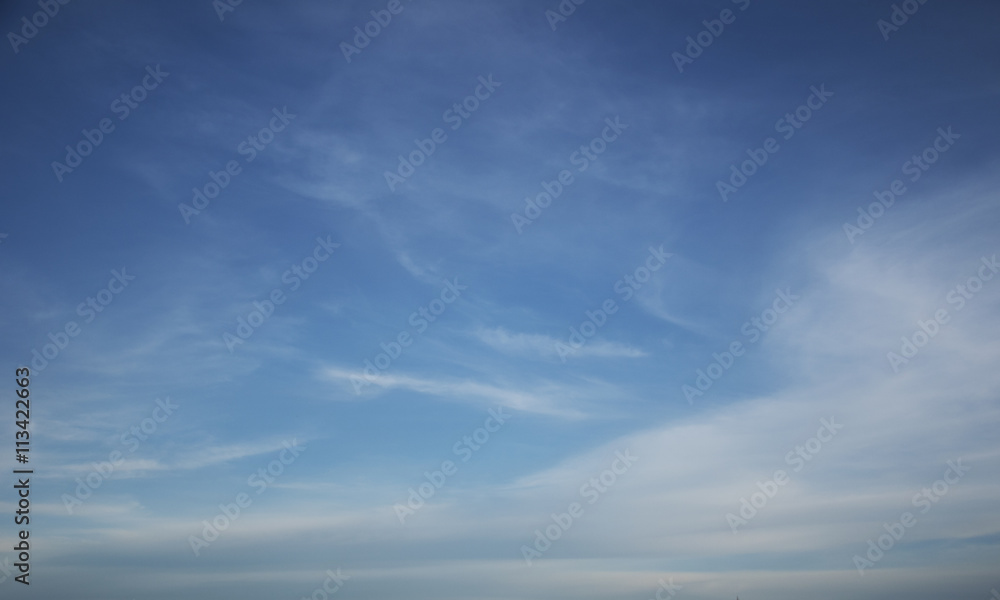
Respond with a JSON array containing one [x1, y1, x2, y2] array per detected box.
[[1, 0, 999, 598]]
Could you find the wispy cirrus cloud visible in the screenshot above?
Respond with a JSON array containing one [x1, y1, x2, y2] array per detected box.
[[475, 326, 647, 360], [320, 365, 590, 418]]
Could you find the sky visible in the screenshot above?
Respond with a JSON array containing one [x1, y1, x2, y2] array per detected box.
[[1, 0, 999, 598]]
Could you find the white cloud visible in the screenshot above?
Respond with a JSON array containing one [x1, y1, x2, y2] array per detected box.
[[320, 365, 588, 418], [476, 326, 647, 360]]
